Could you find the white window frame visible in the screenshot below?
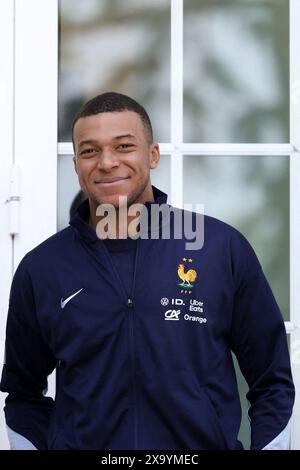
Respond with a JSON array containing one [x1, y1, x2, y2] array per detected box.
[[1, 0, 299, 450], [290, 0, 300, 450]]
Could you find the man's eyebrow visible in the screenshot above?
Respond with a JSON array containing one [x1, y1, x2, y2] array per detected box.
[[113, 134, 137, 140], [78, 135, 137, 148], [78, 139, 98, 148]]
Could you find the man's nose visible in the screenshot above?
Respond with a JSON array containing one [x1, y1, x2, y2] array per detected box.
[[96, 149, 119, 171]]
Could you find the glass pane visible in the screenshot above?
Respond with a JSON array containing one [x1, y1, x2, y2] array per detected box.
[[57, 154, 81, 231], [151, 154, 170, 198], [57, 154, 170, 231], [183, 0, 289, 143], [59, 0, 171, 142], [232, 354, 250, 449], [183, 155, 289, 321]]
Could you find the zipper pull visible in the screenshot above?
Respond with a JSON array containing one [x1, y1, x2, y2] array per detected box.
[[127, 298, 133, 308]]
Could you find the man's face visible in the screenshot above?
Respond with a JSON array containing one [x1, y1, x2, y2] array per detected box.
[[73, 111, 160, 209]]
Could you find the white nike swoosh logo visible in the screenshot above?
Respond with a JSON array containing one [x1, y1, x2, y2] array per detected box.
[[60, 288, 83, 309]]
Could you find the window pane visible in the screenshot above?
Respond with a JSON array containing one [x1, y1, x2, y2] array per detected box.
[[232, 354, 250, 449], [57, 154, 81, 231], [151, 155, 170, 197], [59, 0, 171, 142], [183, 0, 289, 143], [57, 154, 170, 231], [183, 155, 289, 321]]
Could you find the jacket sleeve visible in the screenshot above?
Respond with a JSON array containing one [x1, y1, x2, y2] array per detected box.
[[0, 257, 57, 450], [229, 234, 295, 450]]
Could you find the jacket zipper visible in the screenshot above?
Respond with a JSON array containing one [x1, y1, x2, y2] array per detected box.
[[127, 239, 140, 450], [101, 238, 140, 449]]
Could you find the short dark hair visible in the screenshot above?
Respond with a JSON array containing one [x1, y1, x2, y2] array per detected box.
[[72, 91, 153, 147]]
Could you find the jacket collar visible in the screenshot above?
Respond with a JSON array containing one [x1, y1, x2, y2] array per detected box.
[[69, 186, 168, 243]]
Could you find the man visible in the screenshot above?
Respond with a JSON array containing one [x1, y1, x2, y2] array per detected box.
[[0, 92, 294, 450]]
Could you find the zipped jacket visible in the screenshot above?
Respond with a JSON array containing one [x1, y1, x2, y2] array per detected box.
[[0, 188, 294, 450]]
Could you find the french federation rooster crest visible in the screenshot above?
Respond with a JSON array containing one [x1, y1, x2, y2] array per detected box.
[[177, 258, 198, 290]]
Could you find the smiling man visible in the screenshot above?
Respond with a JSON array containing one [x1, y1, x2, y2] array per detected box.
[[0, 92, 294, 451], [72, 103, 159, 235]]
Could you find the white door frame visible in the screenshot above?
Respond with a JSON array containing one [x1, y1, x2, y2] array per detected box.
[[13, 0, 58, 267], [0, 0, 58, 450], [0, 0, 14, 451]]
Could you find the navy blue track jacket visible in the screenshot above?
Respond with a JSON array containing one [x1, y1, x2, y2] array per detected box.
[[0, 187, 294, 450]]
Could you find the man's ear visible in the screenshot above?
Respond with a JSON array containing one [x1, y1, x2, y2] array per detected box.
[[73, 156, 78, 174], [150, 143, 160, 169]]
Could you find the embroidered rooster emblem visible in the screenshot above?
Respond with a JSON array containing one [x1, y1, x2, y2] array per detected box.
[[177, 263, 197, 288]]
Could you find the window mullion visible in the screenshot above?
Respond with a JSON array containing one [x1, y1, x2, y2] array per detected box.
[[170, 0, 183, 207]]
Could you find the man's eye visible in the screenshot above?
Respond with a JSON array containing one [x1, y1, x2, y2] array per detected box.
[[81, 148, 97, 156], [118, 144, 133, 150]]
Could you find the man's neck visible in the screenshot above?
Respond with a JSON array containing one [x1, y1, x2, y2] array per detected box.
[[88, 198, 154, 239]]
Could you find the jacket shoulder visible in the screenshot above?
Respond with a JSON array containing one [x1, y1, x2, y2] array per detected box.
[[19, 227, 75, 269]]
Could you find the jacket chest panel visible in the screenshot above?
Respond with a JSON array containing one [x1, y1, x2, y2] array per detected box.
[[131, 242, 233, 373]]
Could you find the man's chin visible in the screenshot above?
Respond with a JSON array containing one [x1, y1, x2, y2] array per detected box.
[[94, 195, 128, 209]]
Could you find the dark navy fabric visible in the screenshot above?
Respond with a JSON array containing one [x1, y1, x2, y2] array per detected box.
[[77, 196, 137, 299], [103, 238, 137, 299], [0, 187, 294, 450]]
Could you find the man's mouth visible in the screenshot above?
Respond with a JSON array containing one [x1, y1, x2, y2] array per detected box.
[[95, 177, 129, 185]]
